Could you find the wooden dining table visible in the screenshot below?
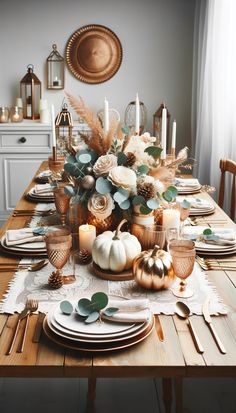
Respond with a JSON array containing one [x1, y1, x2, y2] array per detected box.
[[0, 161, 235, 413]]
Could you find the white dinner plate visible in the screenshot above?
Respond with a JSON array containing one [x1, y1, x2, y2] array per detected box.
[[47, 313, 151, 343]]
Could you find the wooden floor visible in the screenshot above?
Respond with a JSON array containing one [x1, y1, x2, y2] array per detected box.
[[0, 377, 235, 412]]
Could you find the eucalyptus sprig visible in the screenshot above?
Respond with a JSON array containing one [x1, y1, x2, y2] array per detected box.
[[60, 292, 119, 324]]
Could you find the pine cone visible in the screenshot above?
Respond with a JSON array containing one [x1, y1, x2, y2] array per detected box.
[[48, 271, 63, 289], [137, 182, 156, 200], [78, 249, 92, 265], [125, 152, 136, 167]]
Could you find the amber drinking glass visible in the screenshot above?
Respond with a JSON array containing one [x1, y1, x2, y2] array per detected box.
[[169, 240, 196, 298], [53, 184, 70, 225], [45, 228, 75, 284], [143, 225, 166, 250]]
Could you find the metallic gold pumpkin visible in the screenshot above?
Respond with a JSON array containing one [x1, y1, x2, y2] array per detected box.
[[133, 245, 175, 290]]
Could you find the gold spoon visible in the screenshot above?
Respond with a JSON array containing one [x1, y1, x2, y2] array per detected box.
[[175, 301, 204, 353]]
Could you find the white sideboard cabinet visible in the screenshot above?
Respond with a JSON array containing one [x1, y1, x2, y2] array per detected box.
[[0, 120, 89, 226]]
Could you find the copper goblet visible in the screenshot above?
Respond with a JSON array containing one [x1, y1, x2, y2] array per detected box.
[[176, 202, 191, 239], [53, 184, 70, 225], [169, 240, 196, 298], [45, 229, 75, 284]]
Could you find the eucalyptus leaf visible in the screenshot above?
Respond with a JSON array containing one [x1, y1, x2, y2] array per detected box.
[[162, 190, 172, 202], [33, 227, 46, 236], [64, 185, 76, 197], [77, 298, 93, 316], [132, 195, 146, 206], [137, 165, 149, 175], [96, 177, 112, 194], [60, 301, 73, 316], [91, 292, 109, 310], [166, 185, 178, 197], [66, 154, 76, 164], [119, 199, 131, 210], [78, 153, 92, 164], [117, 152, 127, 165], [181, 199, 191, 209], [122, 125, 130, 134], [85, 311, 100, 324], [146, 198, 159, 210], [113, 188, 129, 204], [140, 204, 152, 215], [203, 228, 213, 235], [144, 146, 162, 159], [103, 307, 119, 317]]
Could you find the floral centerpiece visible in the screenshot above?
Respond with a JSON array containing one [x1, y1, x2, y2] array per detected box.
[[62, 93, 189, 231]]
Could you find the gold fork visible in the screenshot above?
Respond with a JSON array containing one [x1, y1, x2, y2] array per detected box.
[[17, 299, 38, 353]]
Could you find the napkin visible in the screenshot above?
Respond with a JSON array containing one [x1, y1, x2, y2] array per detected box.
[[103, 298, 150, 323], [176, 196, 213, 210], [5, 228, 44, 246], [183, 226, 236, 246], [175, 178, 200, 188], [34, 184, 53, 194]]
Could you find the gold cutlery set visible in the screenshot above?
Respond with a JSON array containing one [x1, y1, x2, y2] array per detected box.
[[196, 255, 236, 271], [12, 209, 55, 217], [0, 259, 48, 272]]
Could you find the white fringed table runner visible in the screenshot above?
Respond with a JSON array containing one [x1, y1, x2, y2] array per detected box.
[[0, 261, 227, 315], [0, 203, 227, 315]]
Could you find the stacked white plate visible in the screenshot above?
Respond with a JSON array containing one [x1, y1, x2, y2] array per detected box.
[[176, 196, 215, 216], [0, 235, 47, 257], [35, 170, 52, 183], [175, 178, 202, 194], [43, 300, 155, 352], [27, 185, 54, 202], [183, 226, 236, 256]]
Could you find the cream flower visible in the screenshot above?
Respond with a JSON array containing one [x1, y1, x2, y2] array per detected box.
[[93, 154, 117, 177], [88, 192, 115, 220], [108, 166, 136, 190]]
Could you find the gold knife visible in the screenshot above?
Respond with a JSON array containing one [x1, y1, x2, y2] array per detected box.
[[155, 315, 164, 341], [202, 296, 226, 354], [32, 313, 46, 343]]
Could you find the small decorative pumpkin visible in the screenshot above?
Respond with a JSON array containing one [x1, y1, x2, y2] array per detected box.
[[92, 219, 141, 272], [133, 245, 175, 290]]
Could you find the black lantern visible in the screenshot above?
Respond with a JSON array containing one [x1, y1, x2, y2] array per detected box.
[[55, 103, 73, 154], [20, 64, 41, 119], [47, 44, 64, 90], [153, 103, 171, 150]]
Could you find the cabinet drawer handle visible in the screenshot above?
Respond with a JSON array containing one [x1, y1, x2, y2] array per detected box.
[[19, 137, 27, 143]]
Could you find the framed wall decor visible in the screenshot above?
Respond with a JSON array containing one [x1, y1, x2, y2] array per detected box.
[[66, 25, 122, 84]]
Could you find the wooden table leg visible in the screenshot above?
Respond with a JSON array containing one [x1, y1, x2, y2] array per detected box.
[[162, 377, 172, 413], [87, 377, 97, 413], [175, 378, 183, 413]]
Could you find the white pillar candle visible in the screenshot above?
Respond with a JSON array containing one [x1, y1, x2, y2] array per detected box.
[[162, 209, 180, 232], [40, 109, 50, 124], [40, 99, 48, 111], [104, 97, 109, 133], [15, 98, 23, 108], [79, 224, 96, 253], [51, 104, 56, 147], [160, 106, 167, 159], [171, 120, 176, 149], [135, 93, 140, 134]]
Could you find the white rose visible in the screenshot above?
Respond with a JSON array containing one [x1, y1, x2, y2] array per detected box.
[[93, 154, 117, 177], [88, 192, 115, 220], [108, 166, 137, 190]]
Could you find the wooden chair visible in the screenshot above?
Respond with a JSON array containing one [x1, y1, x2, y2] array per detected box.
[[218, 158, 236, 220]]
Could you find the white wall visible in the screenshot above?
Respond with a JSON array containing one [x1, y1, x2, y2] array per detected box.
[[0, 0, 195, 150]]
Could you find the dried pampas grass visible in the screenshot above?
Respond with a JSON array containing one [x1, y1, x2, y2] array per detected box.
[[65, 92, 119, 155]]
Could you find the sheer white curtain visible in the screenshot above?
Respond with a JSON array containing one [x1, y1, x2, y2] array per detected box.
[[192, 0, 236, 216]]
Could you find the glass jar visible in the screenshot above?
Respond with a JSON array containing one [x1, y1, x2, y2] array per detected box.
[[0, 107, 9, 123], [10, 106, 23, 123]]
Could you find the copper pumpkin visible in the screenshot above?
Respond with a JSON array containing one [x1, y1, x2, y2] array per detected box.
[[133, 245, 175, 290]]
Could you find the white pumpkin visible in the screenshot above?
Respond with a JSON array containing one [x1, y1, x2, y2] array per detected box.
[[92, 219, 141, 272]]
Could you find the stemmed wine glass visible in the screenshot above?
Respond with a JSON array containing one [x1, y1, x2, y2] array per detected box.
[[53, 184, 70, 226], [169, 239, 196, 298], [176, 200, 191, 239], [45, 228, 75, 285]]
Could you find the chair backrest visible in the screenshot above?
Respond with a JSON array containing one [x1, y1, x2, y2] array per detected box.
[[218, 158, 236, 220]]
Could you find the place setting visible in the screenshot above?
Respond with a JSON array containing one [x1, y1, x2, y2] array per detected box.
[[174, 177, 202, 194], [176, 196, 215, 216], [27, 183, 55, 202]]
